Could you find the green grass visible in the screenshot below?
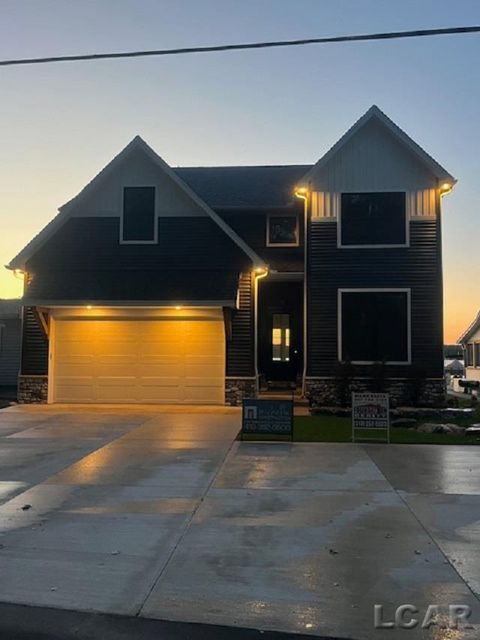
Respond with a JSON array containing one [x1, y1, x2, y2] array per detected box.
[[293, 414, 480, 445]]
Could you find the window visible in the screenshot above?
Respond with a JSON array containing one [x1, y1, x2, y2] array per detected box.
[[340, 192, 407, 247], [339, 290, 410, 364], [121, 187, 156, 242], [267, 214, 299, 247], [272, 314, 290, 362], [466, 343, 474, 367], [475, 343, 480, 367]]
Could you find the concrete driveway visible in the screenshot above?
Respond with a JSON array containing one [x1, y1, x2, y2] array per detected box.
[[0, 406, 480, 639]]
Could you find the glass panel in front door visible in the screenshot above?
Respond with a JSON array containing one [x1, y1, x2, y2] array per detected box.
[[272, 314, 290, 362]]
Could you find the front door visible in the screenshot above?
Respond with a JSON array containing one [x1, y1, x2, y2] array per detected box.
[[258, 280, 303, 385]]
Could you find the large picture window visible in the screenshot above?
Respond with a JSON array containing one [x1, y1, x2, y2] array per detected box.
[[339, 289, 411, 364], [122, 187, 156, 243], [340, 192, 407, 247]]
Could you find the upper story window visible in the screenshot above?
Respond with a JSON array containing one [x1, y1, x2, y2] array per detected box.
[[267, 213, 299, 247], [339, 192, 407, 248], [121, 187, 156, 243]]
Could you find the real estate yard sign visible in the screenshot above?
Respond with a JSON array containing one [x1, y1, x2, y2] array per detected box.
[[242, 399, 294, 440], [352, 392, 390, 443]]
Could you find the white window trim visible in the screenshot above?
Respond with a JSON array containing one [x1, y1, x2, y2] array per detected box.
[[337, 288, 412, 365], [120, 186, 158, 245], [266, 212, 300, 248], [337, 190, 410, 249]]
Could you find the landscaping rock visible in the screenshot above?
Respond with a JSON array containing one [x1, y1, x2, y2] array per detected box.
[[417, 423, 465, 435]]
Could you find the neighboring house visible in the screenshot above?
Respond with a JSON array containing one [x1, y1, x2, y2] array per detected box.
[[7, 105, 455, 406], [0, 300, 22, 387], [458, 311, 480, 383], [444, 359, 464, 376]]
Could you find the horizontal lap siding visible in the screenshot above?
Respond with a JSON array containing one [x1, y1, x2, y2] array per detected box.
[[21, 307, 48, 375], [307, 220, 443, 378], [0, 319, 21, 384], [26, 217, 250, 272], [226, 272, 254, 376]]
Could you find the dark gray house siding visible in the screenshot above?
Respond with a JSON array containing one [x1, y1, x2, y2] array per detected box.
[[306, 216, 444, 404], [20, 307, 48, 376], [0, 318, 21, 386]]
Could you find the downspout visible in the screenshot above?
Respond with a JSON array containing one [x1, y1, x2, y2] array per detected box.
[[294, 189, 309, 396], [253, 267, 269, 394]]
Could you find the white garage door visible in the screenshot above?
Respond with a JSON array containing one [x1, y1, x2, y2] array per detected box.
[[51, 316, 225, 404]]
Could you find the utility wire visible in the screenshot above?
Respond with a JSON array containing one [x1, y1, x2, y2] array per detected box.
[[0, 25, 479, 67]]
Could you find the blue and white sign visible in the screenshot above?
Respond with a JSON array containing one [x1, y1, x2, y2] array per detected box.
[[242, 399, 293, 438]]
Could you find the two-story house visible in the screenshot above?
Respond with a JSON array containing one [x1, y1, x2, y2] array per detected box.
[[7, 106, 455, 406]]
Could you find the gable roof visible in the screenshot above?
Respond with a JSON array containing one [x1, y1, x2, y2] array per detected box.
[[299, 105, 456, 186], [175, 165, 311, 208], [458, 310, 480, 344], [8, 136, 266, 271]]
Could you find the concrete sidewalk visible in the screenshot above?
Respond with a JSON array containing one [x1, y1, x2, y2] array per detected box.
[[0, 406, 479, 639]]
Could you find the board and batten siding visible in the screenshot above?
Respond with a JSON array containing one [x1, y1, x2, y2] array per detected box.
[[312, 188, 437, 221]]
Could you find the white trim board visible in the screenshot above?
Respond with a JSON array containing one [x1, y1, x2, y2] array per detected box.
[[337, 288, 412, 365]]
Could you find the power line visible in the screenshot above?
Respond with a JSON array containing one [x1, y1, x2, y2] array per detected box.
[[1, 25, 479, 67]]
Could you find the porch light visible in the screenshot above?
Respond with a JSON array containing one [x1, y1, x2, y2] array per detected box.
[[175, 305, 182, 310], [86, 305, 92, 310], [294, 187, 308, 200], [13, 269, 24, 280], [440, 182, 453, 196]]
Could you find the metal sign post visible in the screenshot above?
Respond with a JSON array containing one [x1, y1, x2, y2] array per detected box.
[[352, 392, 390, 443], [242, 399, 294, 441]]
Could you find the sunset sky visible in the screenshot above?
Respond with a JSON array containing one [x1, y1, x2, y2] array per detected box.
[[0, 0, 479, 342]]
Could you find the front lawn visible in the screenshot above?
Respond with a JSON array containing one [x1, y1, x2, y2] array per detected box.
[[293, 414, 480, 445]]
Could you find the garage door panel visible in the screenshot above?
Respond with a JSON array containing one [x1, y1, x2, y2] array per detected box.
[[55, 363, 95, 377], [53, 317, 225, 404], [184, 383, 224, 403], [95, 381, 138, 403], [55, 379, 95, 403]]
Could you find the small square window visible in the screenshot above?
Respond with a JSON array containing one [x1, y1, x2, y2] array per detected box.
[[267, 214, 299, 247], [122, 187, 156, 243]]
